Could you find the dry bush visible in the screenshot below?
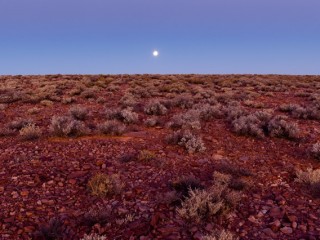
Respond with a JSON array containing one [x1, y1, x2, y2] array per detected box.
[[171, 95, 194, 109], [170, 176, 202, 200], [0, 103, 7, 110], [267, 116, 299, 139], [8, 119, 34, 131], [311, 142, 320, 160], [279, 104, 320, 120], [137, 150, 156, 162], [19, 123, 42, 140], [119, 108, 139, 124], [169, 110, 201, 130], [81, 234, 107, 240], [202, 230, 239, 240], [40, 100, 54, 107], [144, 117, 159, 127], [296, 168, 320, 197], [0, 88, 21, 103], [278, 104, 300, 113], [33, 217, 68, 240], [27, 107, 40, 115], [120, 93, 137, 107], [105, 108, 139, 124], [231, 111, 271, 138], [80, 89, 96, 99], [224, 104, 247, 122], [167, 130, 206, 153], [144, 100, 168, 115], [88, 173, 123, 197], [243, 100, 265, 109], [80, 204, 111, 227], [50, 116, 88, 137], [197, 103, 224, 121], [177, 175, 241, 223], [69, 106, 88, 120], [62, 97, 75, 104], [230, 110, 299, 139], [99, 120, 125, 136]]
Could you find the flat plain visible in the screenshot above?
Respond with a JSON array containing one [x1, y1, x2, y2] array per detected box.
[[0, 74, 320, 239]]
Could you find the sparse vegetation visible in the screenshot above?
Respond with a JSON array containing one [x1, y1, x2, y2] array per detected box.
[[99, 120, 126, 136], [19, 123, 42, 140], [311, 142, 320, 160], [50, 115, 88, 137], [167, 130, 206, 153], [88, 173, 123, 197], [69, 106, 88, 120], [177, 177, 241, 222], [144, 100, 168, 115]]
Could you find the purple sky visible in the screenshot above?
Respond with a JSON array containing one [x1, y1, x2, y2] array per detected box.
[[1, 0, 320, 74]]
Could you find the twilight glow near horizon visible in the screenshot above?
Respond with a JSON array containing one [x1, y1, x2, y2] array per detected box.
[[0, 0, 320, 75]]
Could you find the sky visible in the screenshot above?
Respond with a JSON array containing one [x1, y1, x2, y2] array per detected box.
[[0, 0, 320, 75]]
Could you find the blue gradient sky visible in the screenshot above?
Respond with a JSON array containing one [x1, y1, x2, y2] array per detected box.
[[1, 0, 319, 75]]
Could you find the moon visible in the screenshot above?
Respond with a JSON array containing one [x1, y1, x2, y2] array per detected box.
[[153, 50, 159, 57]]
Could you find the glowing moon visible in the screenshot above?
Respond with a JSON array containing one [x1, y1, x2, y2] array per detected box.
[[153, 50, 159, 57]]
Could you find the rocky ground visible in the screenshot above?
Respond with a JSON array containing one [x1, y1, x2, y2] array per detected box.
[[0, 74, 320, 239]]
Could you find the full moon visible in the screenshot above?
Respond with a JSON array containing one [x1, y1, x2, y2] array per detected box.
[[153, 50, 159, 57]]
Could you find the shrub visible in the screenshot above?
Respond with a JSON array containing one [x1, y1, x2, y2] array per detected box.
[[231, 111, 271, 138], [230, 111, 299, 139], [8, 119, 33, 131], [278, 104, 300, 113], [311, 142, 320, 160], [137, 150, 156, 162], [0, 104, 7, 110], [81, 234, 107, 240], [144, 117, 159, 127], [202, 230, 238, 240], [99, 120, 125, 136], [167, 130, 206, 153], [33, 217, 65, 240], [19, 123, 42, 140], [69, 106, 88, 120], [268, 116, 299, 139], [296, 168, 320, 197], [177, 181, 241, 223], [119, 108, 139, 124], [81, 89, 96, 99], [296, 168, 320, 185], [62, 97, 74, 104], [169, 110, 201, 130], [88, 173, 123, 197], [80, 204, 111, 227], [40, 100, 54, 107], [144, 100, 168, 115], [197, 103, 224, 121], [171, 95, 194, 109], [170, 176, 202, 199], [105, 108, 120, 120], [50, 116, 88, 137]]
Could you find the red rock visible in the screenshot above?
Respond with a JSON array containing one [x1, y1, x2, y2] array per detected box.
[[23, 226, 35, 233], [280, 227, 293, 234], [269, 207, 284, 218], [20, 190, 29, 197], [262, 228, 277, 238]]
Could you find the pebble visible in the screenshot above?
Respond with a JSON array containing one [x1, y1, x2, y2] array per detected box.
[[280, 226, 293, 234]]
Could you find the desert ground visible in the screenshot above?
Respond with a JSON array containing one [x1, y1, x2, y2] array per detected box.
[[0, 74, 320, 240]]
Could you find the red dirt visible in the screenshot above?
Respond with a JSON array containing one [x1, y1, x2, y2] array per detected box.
[[0, 74, 320, 239]]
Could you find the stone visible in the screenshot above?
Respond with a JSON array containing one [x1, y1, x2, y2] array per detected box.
[[280, 227, 293, 234], [262, 228, 277, 238], [269, 207, 284, 218], [212, 154, 224, 161]]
